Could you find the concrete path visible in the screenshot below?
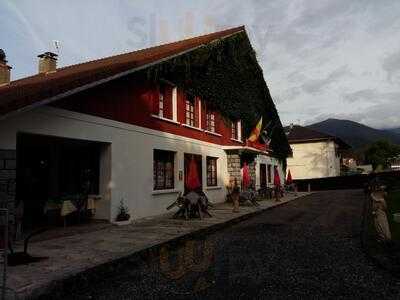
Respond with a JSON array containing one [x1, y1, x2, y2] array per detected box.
[[8, 192, 309, 299]]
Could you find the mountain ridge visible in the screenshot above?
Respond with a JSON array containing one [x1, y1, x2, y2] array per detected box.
[[386, 127, 400, 135], [306, 118, 400, 149]]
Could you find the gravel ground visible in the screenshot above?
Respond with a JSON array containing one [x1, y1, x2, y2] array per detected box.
[[43, 190, 400, 299]]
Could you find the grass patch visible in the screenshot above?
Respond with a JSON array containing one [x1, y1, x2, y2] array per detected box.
[[386, 190, 400, 241]]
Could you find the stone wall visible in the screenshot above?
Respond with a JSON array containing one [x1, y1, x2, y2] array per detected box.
[[0, 149, 16, 237], [227, 153, 241, 186], [248, 161, 256, 187], [227, 152, 256, 189]]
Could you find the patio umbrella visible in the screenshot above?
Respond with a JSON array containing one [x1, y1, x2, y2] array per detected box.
[[186, 157, 201, 191], [286, 169, 293, 185], [242, 162, 251, 190], [274, 166, 281, 187]]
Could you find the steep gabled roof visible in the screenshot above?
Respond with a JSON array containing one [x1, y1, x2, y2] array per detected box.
[[285, 125, 350, 149], [0, 26, 244, 118]]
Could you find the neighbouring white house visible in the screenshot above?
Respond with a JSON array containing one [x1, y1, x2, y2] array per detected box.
[[0, 26, 290, 238], [391, 157, 400, 170], [284, 125, 350, 179]]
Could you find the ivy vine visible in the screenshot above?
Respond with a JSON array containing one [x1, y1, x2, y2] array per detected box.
[[142, 31, 291, 159]]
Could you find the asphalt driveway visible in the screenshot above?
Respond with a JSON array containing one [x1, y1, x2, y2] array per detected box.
[[42, 190, 400, 299]]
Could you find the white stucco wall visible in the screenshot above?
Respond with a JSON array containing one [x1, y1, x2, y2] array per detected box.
[[0, 106, 230, 221], [286, 140, 340, 180]]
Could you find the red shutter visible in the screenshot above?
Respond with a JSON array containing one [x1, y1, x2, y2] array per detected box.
[[214, 111, 220, 133], [202, 101, 207, 130], [195, 96, 200, 127], [178, 89, 186, 123], [152, 86, 159, 115]]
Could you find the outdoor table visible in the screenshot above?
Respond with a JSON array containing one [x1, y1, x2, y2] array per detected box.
[[44, 200, 77, 227], [87, 194, 101, 213]]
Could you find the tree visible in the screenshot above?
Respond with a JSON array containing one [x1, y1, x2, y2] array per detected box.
[[364, 140, 400, 171]]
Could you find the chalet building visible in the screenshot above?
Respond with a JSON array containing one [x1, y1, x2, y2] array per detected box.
[[285, 125, 350, 179], [0, 26, 290, 234]]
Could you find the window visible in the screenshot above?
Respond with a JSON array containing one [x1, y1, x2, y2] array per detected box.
[[231, 120, 242, 141], [185, 99, 195, 126], [153, 150, 175, 190], [206, 157, 218, 186], [156, 82, 175, 120], [158, 85, 164, 117], [231, 121, 239, 140], [267, 164, 272, 183], [206, 111, 215, 132]]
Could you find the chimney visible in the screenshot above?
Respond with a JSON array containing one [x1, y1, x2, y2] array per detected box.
[[38, 51, 58, 74], [0, 49, 11, 86]]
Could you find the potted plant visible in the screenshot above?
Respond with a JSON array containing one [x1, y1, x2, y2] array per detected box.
[[115, 199, 131, 225]]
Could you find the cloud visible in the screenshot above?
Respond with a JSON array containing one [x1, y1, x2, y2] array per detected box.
[[301, 65, 350, 94], [305, 99, 400, 129], [382, 50, 400, 82], [343, 89, 400, 103], [2, 0, 400, 128]]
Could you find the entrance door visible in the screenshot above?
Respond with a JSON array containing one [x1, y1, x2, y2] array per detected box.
[[260, 163, 267, 188], [184, 154, 202, 194]]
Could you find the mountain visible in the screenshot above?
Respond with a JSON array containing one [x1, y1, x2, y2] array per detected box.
[[307, 119, 400, 149], [386, 128, 400, 135]]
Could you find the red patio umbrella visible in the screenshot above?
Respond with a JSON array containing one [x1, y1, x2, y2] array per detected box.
[[286, 169, 293, 185], [186, 157, 201, 191], [274, 166, 281, 187], [242, 162, 251, 190]]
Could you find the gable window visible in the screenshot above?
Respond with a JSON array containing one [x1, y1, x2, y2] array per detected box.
[[231, 120, 242, 141], [153, 150, 175, 190], [154, 82, 177, 121], [206, 110, 215, 132], [231, 121, 238, 139], [206, 157, 218, 186], [158, 85, 164, 117], [185, 98, 195, 127]]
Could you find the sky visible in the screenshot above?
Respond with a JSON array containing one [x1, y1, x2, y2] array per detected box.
[[1, 0, 400, 129]]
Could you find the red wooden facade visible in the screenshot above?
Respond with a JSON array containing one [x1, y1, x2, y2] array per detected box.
[[53, 74, 268, 151]]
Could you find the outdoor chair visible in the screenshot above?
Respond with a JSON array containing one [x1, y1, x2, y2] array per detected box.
[[239, 189, 260, 207], [283, 183, 298, 196], [257, 186, 273, 200], [8, 227, 49, 266]]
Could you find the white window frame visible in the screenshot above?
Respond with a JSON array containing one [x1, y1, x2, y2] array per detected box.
[[158, 89, 164, 118], [231, 120, 242, 142], [172, 86, 177, 122], [157, 81, 177, 121]]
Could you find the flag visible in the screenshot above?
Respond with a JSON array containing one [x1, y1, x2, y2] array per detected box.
[[247, 117, 263, 142], [261, 120, 276, 147]]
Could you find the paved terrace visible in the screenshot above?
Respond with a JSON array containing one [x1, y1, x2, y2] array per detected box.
[[8, 192, 310, 299]]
